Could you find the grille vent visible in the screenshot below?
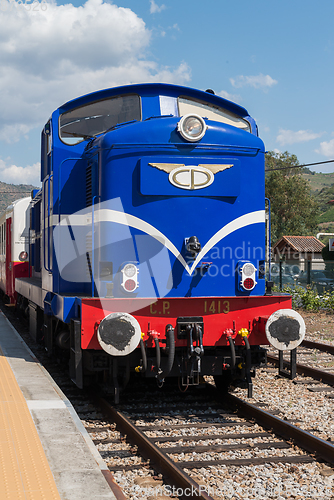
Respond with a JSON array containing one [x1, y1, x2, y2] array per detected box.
[[86, 162, 93, 207]]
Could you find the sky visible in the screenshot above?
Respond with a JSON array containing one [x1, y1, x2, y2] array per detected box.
[[1, 0, 334, 186]]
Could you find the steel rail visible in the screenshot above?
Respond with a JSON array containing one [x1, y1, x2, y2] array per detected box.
[[95, 395, 215, 500], [301, 339, 334, 356], [100, 470, 128, 500], [267, 354, 334, 385], [226, 393, 334, 465]]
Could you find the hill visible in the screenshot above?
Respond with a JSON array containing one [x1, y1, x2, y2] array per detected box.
[[301, 171, 334, 194], [0, 181, 38, 213], [301, 172, 334, 225]]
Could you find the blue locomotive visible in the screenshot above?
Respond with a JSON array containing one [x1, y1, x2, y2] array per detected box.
[[2, 83, 305, 402]]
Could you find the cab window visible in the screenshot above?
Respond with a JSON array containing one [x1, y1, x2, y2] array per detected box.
[[59, 94, 141, 145], [41, 121, 52, 180], [178, 97, 251, 132]]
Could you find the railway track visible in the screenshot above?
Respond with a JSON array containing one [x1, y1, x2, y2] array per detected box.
[[267, 338, 334, 390], [302, 339, 334, 355], [84, 385, 334, 500], [1, 303, 333, 499]]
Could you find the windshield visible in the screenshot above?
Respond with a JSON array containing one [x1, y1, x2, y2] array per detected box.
[[322, 271, 334, 279], [312, 271, 326, 278], [59, 94, 141, 145], [178, 97, 251, 132]]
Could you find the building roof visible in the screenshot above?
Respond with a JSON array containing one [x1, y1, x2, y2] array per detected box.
[[273, 235, 325, 253]]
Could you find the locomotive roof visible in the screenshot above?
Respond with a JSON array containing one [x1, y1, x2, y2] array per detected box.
[[57, 83, 251, 120]]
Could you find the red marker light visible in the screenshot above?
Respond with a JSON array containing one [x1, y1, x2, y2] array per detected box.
[[124, 279, 136, 291], [243, 278, 255, 290]]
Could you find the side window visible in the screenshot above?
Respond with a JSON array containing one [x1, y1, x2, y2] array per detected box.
[[2, 223, 5, 255], [41, 121, 52, 181]]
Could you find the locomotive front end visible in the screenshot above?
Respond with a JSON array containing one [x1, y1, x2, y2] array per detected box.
[[56, 85, 303, 399], [14, 83, 305, 403]]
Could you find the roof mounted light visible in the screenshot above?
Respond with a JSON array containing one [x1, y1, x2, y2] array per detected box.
[[177, 114, 207, 142]]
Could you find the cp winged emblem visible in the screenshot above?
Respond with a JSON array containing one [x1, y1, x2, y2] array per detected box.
[[148, 163, 233, 190]]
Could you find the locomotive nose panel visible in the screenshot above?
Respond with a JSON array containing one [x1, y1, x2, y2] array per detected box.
[[265, 309, 305, 351], [97, 312, 141, 356]]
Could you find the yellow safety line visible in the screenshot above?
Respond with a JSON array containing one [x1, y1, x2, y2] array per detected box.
[[0, 348, 61, 500]]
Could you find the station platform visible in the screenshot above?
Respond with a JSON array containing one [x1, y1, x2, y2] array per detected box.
[[0, 310, 117, 500]]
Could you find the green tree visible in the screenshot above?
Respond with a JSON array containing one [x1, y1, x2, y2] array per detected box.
[[265, 151, 319, 243]]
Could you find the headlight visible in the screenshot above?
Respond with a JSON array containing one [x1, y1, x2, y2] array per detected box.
[[19, 251, 28, 262], [177, 114, 207, 142]]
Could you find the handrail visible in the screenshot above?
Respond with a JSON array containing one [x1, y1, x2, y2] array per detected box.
[[43, 174, 53, 272], [91, 195, 100, 297], [265, 197, 271, 280]]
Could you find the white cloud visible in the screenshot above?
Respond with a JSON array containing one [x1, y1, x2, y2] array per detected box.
[[150, 0, 166, 13], [152, 62, 191, 84], [0, 0, 150, 73], [277, 129, 323, 146], [0, 159, 41, 186], [230, 74, 278, 89], [218, 90, 242, 104], [316, 139, 334, 157], [0, 124, 32, 144], [0, 0, 189, 144]]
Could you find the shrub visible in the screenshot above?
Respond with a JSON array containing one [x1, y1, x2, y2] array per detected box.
[[279, 284, 334, 312]]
